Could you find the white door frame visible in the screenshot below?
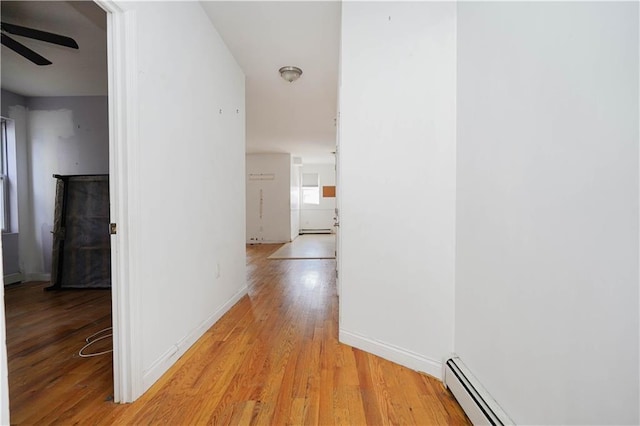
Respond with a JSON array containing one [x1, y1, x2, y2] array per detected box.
[[95, 0, 142, 403]]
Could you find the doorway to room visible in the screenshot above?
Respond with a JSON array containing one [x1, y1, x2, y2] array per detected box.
[[0, 1, 122, 421]]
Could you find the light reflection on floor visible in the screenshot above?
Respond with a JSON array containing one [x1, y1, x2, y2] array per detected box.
[[302, 270, 320, 289]]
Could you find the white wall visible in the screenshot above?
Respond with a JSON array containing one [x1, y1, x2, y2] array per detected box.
[[0, 93, 108, 283], [339, 2, 456, 378], [1, 90, 26, 120], [455, 2, 639, 424], [300, 163, 335, 232], [25, 96, 109, 280], [125, 1, 247, 390], [246, 153, 292, 243]]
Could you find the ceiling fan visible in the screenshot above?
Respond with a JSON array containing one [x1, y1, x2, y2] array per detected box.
[[1, 21, 78, 66]]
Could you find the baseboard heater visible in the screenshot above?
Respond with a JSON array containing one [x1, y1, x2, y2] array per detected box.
[[299, 228, 332, 234], [444, 357, 514, 425]]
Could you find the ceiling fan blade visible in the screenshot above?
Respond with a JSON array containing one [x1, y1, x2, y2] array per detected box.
[[1, 22, 78, 49], [1, 33, 52, 66]]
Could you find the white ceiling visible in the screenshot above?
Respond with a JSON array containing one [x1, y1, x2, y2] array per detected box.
[[201, 1, 340, 164], [1, 1, 340, 164]]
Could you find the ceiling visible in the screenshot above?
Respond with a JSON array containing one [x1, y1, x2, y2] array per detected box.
[[0, 1, 340, 164], [1, 1, 107, 97], [201, 2, 340, 164]]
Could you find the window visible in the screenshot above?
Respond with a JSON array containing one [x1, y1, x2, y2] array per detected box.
[[302, 172, 320, 205], [0, 119, 10, 232]]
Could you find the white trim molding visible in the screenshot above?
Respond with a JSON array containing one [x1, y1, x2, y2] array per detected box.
[[142, 286, 248, 390], [339, 329, 443, 380], [95, 0, 142, 403], [3, 273, 22, 285], [24, 273, 50, 282]]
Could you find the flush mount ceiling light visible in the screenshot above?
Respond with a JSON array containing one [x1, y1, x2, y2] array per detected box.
[[279, 66, 303, 83]]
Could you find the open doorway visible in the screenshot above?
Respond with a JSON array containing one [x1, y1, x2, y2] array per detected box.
[[201, 1, 340, 263], [0, 1, 115, 421]]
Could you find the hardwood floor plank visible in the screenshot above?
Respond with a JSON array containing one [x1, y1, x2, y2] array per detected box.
[[5, 244, 470, 425], [354, 348, 386, 425]]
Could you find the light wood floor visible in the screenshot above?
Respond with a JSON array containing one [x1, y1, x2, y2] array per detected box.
[[5, 244, 470, 425]]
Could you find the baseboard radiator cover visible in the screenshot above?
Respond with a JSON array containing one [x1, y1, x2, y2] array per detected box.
[[299, 228, 332, 234], [444, 357, 514, 425]]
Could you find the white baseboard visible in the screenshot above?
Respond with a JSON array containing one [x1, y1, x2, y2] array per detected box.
[[142, 285, 248, 390], [3, 273, 22, 285], [339, 329, 443, 380], [24, 273, 51, 282], [246, 240, 290, 244]]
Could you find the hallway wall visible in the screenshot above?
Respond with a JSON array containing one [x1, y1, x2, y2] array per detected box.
[[339, 1, 457, 378], [339, 2, 639, 423], [455, 2, 639, 424], [246, 153, 292, 243], [117, 1, 247, 393]]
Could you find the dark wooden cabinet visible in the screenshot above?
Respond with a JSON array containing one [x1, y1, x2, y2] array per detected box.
[[49, 174, 111, 289]]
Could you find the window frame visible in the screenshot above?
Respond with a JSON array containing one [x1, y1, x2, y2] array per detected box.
[[301, 172, 320, 205]]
